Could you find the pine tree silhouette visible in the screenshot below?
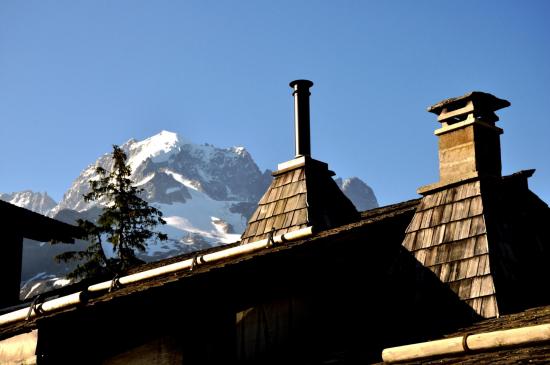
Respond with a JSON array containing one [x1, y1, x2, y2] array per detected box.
[[57, 145, 167, 279]]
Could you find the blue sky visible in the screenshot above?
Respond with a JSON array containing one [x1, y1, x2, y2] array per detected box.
[[1, 1, 549, 206]]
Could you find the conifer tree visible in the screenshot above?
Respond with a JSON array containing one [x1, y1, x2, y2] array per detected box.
[[57, 145, 167, 279]]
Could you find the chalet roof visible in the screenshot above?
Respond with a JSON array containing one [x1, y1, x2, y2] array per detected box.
[[0, 200, 82, 243], [0, 198, 420, 340]]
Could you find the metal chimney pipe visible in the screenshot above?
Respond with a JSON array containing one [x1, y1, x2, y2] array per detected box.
[[289, 79, 313, 157]]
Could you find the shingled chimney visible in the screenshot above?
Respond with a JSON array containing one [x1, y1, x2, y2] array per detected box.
[[402, 92, 550, 319], [240, 80, 359, 244], [426, 92, 510, 187]]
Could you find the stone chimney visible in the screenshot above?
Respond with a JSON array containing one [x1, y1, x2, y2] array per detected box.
[[422, 92, 510, 192], [240, 80, 359, 244], [402, 91, 550, 319]]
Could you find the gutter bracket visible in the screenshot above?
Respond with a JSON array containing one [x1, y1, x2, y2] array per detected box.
[[26, 294, 45, 320]]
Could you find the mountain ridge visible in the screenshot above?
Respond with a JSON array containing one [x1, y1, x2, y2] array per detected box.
[[1, 130, 378, 299]]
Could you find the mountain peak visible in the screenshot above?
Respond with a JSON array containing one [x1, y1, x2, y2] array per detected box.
[[0, 190, 57, 215], [127, 130, 184, 173]]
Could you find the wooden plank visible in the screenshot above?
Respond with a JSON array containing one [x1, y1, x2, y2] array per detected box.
[[439, 262, 451, 282], [434, 244, 450, 265], [456, 184, 468, 201], [280, 183, 292, 199], [274, 175, 284, 188], [245, 221, 259, 238], [442, 221, 458, 243], [469, 276, 483, 298], [402, 232, 415, 250], [464, 237, 476, 258], [248, 207, 261, 223], [274, 213, 286, 230], [265, 187, 277, 202], [434, 190, 446, 207], [424, 248, 437, 266], [468, 196, 483, 216], [406, 211, 423, 232], [448, 239, 466, 261], [256, 218, 267, 236], [291, 208, 307, 226], [413, 250, 427, 264], [431, 224, 446, 246], [265, 202, 277, 218], [481, 295, 498, 318], [450, 260, 463, 281], [457, 218, 473, 240], [414, 229, 425, 249], [466, 298, 482, 314], [258, 189, 270, 205], [273, 199, 286, 216], [476, 254, 490, 276], [464, 256, 480, 278], [474, 235, 489, 255], [469, 215, 487, 236], [457, 278, 473, 300], [263, 216, 276, 233], [256, 203, 270, 221], [448, 259, 461, 281], [284, 195, 299, 213], [479, 275, 496, 297], [419, 194, 436, 210], [296, 193, 307, 211], [282, 171, 293, 185], [291, 180, 304, 196], [444, 187, 458, 204], [283, 211, 295, 228], [415, 231, 430, 251], [448, 281, 461, 296], [297, 168, 305, 181], [420, 209, 433, 229], [292, 168, 302, 182], [296, 181, 307, 194], [430, 264, 441, 278], [430, 205, 444, 226], [453, 199, 472, 221], [441, 204, 453, 224]]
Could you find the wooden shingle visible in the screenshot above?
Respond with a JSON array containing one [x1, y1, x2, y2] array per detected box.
[[242, 158, 358, 244], [400, 179, 500, 318]]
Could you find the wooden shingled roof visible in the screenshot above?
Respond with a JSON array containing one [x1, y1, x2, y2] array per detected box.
[[240, 157, 359, 244], [402, 180, 499, 318]]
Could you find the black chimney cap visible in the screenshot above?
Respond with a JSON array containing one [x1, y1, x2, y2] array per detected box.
[[289, 79, 314, 88]]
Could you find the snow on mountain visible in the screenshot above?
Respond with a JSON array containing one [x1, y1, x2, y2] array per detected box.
[[335, 177, 378, 211], [14, 131, 379, 298], [0, 190, 57, 215], [127, 130, 183, 173], [50, 130, 272, 260]]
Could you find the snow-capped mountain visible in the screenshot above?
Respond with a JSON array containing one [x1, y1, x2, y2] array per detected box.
[[0, 191, 57, 215], [335, 177, 378, 211], [11, 130, 378, 299], [50, 130, 273, 260]]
